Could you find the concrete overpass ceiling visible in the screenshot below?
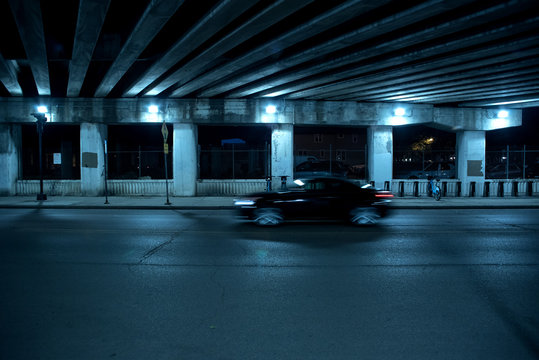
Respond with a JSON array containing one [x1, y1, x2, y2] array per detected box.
[[1, 0, 538, 108]]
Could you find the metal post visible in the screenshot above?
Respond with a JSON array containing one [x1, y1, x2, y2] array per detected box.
[[32, 113, 48, 201], [37, 124, 46, 200], [506, 145, 509, 179], [161, 121, 171, 205], [164, 150, 171, 205], [104, 140, 109, 204], [138, 145, 141, 178], [329, 144, 332, 175], [523, 145, 526, 179]]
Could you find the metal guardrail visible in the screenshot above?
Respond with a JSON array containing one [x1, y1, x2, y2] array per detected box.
[[15, 179, 538, 197]]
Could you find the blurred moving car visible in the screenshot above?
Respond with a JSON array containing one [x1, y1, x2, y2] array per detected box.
[[400, 161, 456, 179], [234, 177, 393, 226], [295, 160, 350, 178]]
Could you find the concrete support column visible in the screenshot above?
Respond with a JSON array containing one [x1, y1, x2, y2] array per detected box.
[[0, 124, 21, 195], [80, 123, 107, 196], [271, 124, 294, 189], [173, 123, 197, 196], [457, 130, 485, 196], [367, 126, 393, 188]]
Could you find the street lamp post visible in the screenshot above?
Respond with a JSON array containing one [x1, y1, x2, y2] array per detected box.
[[31, 111, 48, 200]]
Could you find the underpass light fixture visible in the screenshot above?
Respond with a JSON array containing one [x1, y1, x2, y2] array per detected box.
[[394, 107, 406, 116], [148, 105, 159, 113], [497, 110, 509, 118], [265, 105, 277, 114], [37, 105, 48, 113]]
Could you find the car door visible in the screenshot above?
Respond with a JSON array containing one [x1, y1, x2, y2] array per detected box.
[[296, 179, 333, 218], [324, 180, 368, 218]]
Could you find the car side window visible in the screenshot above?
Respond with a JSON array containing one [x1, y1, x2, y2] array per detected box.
[[327, 180, 345, 191], [303, 181, 326, 191]]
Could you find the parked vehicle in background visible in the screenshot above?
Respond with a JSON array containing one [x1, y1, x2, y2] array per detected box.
[[398, 161, 456, 179], [234, 177, 393, 226], [295, 160, 350, 178], [486, 163, 522, 179]]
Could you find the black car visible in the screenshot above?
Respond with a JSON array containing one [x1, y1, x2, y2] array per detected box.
[[234, 177, 393, 226], [295, 160, 350, 178]]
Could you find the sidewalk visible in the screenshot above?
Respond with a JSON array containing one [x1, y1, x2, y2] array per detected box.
[[0, 195, 537, 210]]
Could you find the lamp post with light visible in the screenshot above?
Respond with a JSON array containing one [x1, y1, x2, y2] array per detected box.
[[31, 106, 48, 200]]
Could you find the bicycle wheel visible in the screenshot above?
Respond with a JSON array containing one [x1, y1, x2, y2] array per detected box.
[[434, 188, 441, 201]]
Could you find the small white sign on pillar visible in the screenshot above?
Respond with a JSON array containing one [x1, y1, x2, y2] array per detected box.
[[53, 153, 61, 165]]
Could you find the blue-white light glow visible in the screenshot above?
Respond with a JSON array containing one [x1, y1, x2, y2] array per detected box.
[[497, 110, 509, 118], [394, 107, 406, 116], [265, 105, 277, 114]]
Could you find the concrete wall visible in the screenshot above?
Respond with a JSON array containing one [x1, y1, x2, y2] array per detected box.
[[0, 124, 21, 195], [367, 126, 393, 187], [0, 98, 521, 131], [173, 123, 197, 196], [271, 124, 294, 188], [457, 130, 486, 196], [80, 123, 107, 196], [0, 98, 526, 197]]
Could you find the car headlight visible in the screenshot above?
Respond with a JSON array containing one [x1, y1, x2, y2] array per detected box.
[[233, 197, 260, 206]]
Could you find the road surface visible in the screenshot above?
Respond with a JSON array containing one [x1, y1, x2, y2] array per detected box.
[[1, 208, 538, 359]]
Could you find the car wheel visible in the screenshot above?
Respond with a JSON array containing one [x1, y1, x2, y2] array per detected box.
[[254, 208, 283, 226], [349, 207, 380, 226]]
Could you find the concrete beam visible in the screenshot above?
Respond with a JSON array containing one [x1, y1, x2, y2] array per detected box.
[[284, 35, 539, 101], [142, 0, 313, 96], [67, 0, 111, 97], [0, 98, 522, 132], [170, 0, 390, 98], [288, 46, 539, 101], [8, 0, 50, 96], [0, 54, 22, 96], [94, 0, 183, 97], [221, 0, 492, 98], [123, 0, 258, 97]]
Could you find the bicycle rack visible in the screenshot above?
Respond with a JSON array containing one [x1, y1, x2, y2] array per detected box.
[[469, 182, 476, 197], [498, 181, 504, 197], [280, 176, 288, 190], [442, 181, 447, 197]]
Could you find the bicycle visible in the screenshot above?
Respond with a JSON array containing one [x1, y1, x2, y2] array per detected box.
[[429, 177, 442, 201]]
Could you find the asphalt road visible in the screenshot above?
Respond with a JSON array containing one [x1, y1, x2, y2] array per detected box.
[[1, 208, 538, 360]]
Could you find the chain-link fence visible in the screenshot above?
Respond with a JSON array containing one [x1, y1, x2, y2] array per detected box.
[[486, 146, 539, 179], [393, 149, 456, 179], [199, 146, 269, 179], [294, 147, 367, 179], [107, 146, 172, 179]]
